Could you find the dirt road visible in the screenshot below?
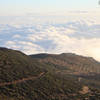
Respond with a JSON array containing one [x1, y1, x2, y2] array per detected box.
[[0, 72, 45, 87]]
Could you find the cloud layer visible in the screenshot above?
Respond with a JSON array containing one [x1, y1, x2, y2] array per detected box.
[[0, 19, 100, 61]]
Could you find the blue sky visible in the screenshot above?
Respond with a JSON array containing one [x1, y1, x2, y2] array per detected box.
[[0, 0, 99, 16]]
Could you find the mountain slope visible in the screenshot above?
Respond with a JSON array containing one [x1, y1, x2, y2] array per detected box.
[[31, 53, 100, 89], [0, 48, 46, 83], [0, 48, 100, 100], [30, 53, 100, 73]]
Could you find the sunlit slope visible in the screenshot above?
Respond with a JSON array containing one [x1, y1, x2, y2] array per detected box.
[[30, 53, 100, 73]]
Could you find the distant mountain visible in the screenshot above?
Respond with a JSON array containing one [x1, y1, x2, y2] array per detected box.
[[0, 47, 100, 100], [30, 53, 100, 74]]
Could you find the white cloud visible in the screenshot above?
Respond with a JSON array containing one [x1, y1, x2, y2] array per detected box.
[[1, 19, 100, 61], [5, 41, 45, 54], [5, 41, 21, 49], [26, 24, 100, 61], [13, 34, 21, 38], [6, 41, 16, 45]]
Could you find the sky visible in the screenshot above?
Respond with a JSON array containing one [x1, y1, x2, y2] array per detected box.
[[0, 0, 99, 16], [0, 0, 100, 61]]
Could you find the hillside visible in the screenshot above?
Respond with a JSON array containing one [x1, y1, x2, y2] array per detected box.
[[31, 53, 100, 89], [0, 48, 100, 100], [30, 53, 100, 73]]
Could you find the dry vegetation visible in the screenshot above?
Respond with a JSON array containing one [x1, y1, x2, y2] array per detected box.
[[0, 48, 100, 100]]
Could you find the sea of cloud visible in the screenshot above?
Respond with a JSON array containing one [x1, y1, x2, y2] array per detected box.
[[0, 13, 100, 61]]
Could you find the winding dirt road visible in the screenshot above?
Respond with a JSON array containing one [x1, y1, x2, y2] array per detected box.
[[0, 72, 45, 87]]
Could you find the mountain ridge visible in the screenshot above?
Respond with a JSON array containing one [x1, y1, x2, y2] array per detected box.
[[30, 52, 98, 62]]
